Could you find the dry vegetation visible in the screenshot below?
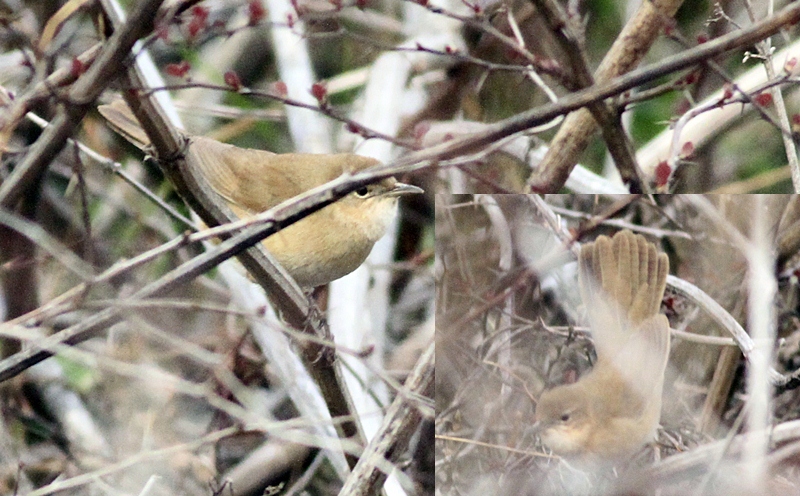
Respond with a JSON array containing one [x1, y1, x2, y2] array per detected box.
[[436, 194, 800, 495], [7, 0, 800, 493], [0, 0, 435, 495]]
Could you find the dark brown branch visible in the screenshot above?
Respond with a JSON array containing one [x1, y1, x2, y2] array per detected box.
[[0, 162, 402, 377], [94, 0, 368, 469], [527, 0, 685, 192], [531, 0, 648, 193], [340, 343, 434, 496], [0, 0, 165, 208], [385, 1, 800, 184], [0, 43, 103, 150]]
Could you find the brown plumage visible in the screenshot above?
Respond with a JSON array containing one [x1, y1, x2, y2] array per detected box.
[[534, 229, 670, 462], [99, 100, 422, 287]]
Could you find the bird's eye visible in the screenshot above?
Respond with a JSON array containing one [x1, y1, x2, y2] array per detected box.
[[560, 414, 570, 422], [355, 187, 369, 197]]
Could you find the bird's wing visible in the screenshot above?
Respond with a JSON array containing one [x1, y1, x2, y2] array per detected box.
[[189, 136, 285, 212], [98, 100, 283, 212], [98, 100, 151, 150], [601, 313, 671, 413], [99, 100, 383, 215]]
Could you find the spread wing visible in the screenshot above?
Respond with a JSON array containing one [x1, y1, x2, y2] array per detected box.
[[579, 230, 670, 402]]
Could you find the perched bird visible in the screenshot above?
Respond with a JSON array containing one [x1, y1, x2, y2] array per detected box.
[[98, 100, 422, 287], [534, 229, 670, 462]]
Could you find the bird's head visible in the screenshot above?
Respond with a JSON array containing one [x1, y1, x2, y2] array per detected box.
[[534, 383, 593, 456]]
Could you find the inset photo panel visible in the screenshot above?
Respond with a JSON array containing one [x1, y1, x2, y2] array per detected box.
[[436, 194, 800, 495]]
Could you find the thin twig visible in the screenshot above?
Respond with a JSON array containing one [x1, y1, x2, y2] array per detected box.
[[339, 343, 434, 496], [0, 0, 166, 207]]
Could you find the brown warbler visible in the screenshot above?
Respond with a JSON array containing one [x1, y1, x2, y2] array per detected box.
[[98, 100, 422, 287], [534, 229, 670, 462]]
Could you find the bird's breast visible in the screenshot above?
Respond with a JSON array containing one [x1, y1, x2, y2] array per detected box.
[[262, 199, 393, 287]]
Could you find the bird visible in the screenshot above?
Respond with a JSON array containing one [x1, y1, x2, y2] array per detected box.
[[534, 229, 670, 462], [98, 100, 422, 287]]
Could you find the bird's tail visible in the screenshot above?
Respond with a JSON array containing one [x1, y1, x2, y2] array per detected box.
[[579, 229, 670, 395], [97, 99, 151, 150]]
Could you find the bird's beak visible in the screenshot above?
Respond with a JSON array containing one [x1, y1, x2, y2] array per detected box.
[[385, 182, 424, 197]]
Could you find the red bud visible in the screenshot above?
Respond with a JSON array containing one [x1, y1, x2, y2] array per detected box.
[[753, 92, 773, 107], [165, 61, 191, 78], [272, 81, 288, 97], [655, 161, 671, 187], [311, 82, 327, 103], [71, 58, 86, 77], [248, 0, 265, 25], [224, 70, 242, 90]]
